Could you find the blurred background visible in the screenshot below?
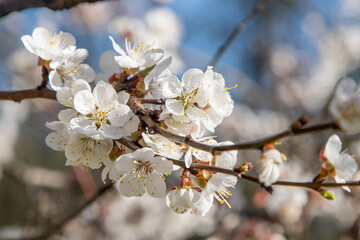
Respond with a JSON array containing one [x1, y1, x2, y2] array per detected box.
[[1, 0, 360, 239]]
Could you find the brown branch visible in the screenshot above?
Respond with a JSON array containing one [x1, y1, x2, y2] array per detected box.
[[0, 87, 56, 102], [140, 98, 166, 105], [209, 0, 268, 68], [0, 0, 106, 18], [128, 96, 338, 154], [116, 137, 360, 190], [27, 183, 114, 240]]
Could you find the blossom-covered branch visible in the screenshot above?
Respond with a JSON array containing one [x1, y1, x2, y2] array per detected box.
[[4, 26, 359, 217]]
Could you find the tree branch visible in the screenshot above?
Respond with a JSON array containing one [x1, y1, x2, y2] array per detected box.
[[0, 0, 106, 18], [116, 137, 360, 190], [0, 87, 56, 102], [209, 0, 268, 68], [128, 96, 338, 154]]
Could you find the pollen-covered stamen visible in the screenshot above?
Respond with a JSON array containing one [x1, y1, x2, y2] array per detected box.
[[132, 160, 153, 178], [49, 31, 65, 47], [182, 88, 199, 109], [126, 38, 153, 63], [214, 186, 232, 208]]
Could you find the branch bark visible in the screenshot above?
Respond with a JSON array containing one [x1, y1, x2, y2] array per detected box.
[[0, 0, 106, 18], [0, 87, 56, 102]]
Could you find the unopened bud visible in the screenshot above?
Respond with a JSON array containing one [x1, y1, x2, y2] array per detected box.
[[320, 189, 335, 200]]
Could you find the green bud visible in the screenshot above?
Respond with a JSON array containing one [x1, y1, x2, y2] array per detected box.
[[320, 189, 335, 200]]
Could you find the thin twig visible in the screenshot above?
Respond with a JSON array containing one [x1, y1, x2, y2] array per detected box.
[[140, 98, 166, 105], [27, 184, 114, 240], [209, 0, 268, 68]]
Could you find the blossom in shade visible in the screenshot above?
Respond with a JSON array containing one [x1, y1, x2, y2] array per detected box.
[[329, 78, 360, 134], [166, 188, 201, 214], [116, 148, 173, 197], [258, 145, 286, 187], [321, 134, 358, 192], [21, 27, 76, 61], [142, 133, 183, 160], [45, 120, 113, 169]]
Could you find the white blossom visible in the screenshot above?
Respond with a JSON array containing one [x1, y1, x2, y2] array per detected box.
[[109, 37, 164, 74], [142, 133, 183, 160], [116, 148, 173, 198], [323, 134, 358, 192], [163, 67, 234, 132], [329, 78, 360, 134], [166, 188, 201, 214], [21, 27, 76, 61], [65, 133, 113, 169], [258, 148, 285, 187], [45, 120, 113, 169], [49, 48, 95, 91], [70, 81, 132, 140]]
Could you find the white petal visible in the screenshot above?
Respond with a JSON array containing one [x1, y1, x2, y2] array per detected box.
[[132, 148, 155, 162], [152, 157, 173, 175], [145, 172, 166, 198], [119, 174, 146, 197], [114, 55, 140, 69], [334, 175, 351, 192], [324, 134, 342, 162], [58, 109, 77, 123], [117, 91, 130, 105], [99, 51, 120, 74], [109, 36, 127, 56], [49, 71, 64, 91], [185, 149, 193, 168], [45, 132, 67, 151], [116, 154, 136, 172], [99, 123, 124, 139], [181, 68, 203, 90], [74, 90, 95, 115], [56, 87, 74, 107], [107, 105, 132, 127], [165, 99, 185, 116], [185, 106, 206, 121], [142, 49, 164, 68], [93, 82, 118, 110], [334, 153, 358, 180]]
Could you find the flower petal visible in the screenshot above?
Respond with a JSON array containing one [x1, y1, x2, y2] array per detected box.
[[145, 172, 166, 198]]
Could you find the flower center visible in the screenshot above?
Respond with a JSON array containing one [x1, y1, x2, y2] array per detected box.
[[132, 160, 153, 178]]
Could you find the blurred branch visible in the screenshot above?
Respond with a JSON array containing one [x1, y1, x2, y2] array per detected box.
[[0, 0, 106, 18], [209, 0, 268, 68], [27, 183, 114, 240]]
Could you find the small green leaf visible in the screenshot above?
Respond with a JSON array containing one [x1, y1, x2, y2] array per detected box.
[[140, 64, 156, 76]]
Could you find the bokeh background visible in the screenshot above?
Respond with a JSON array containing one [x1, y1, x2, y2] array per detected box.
[[1, 0, 360, 239]]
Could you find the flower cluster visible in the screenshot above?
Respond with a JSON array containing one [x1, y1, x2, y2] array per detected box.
[[21, 27, 360, 216]]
